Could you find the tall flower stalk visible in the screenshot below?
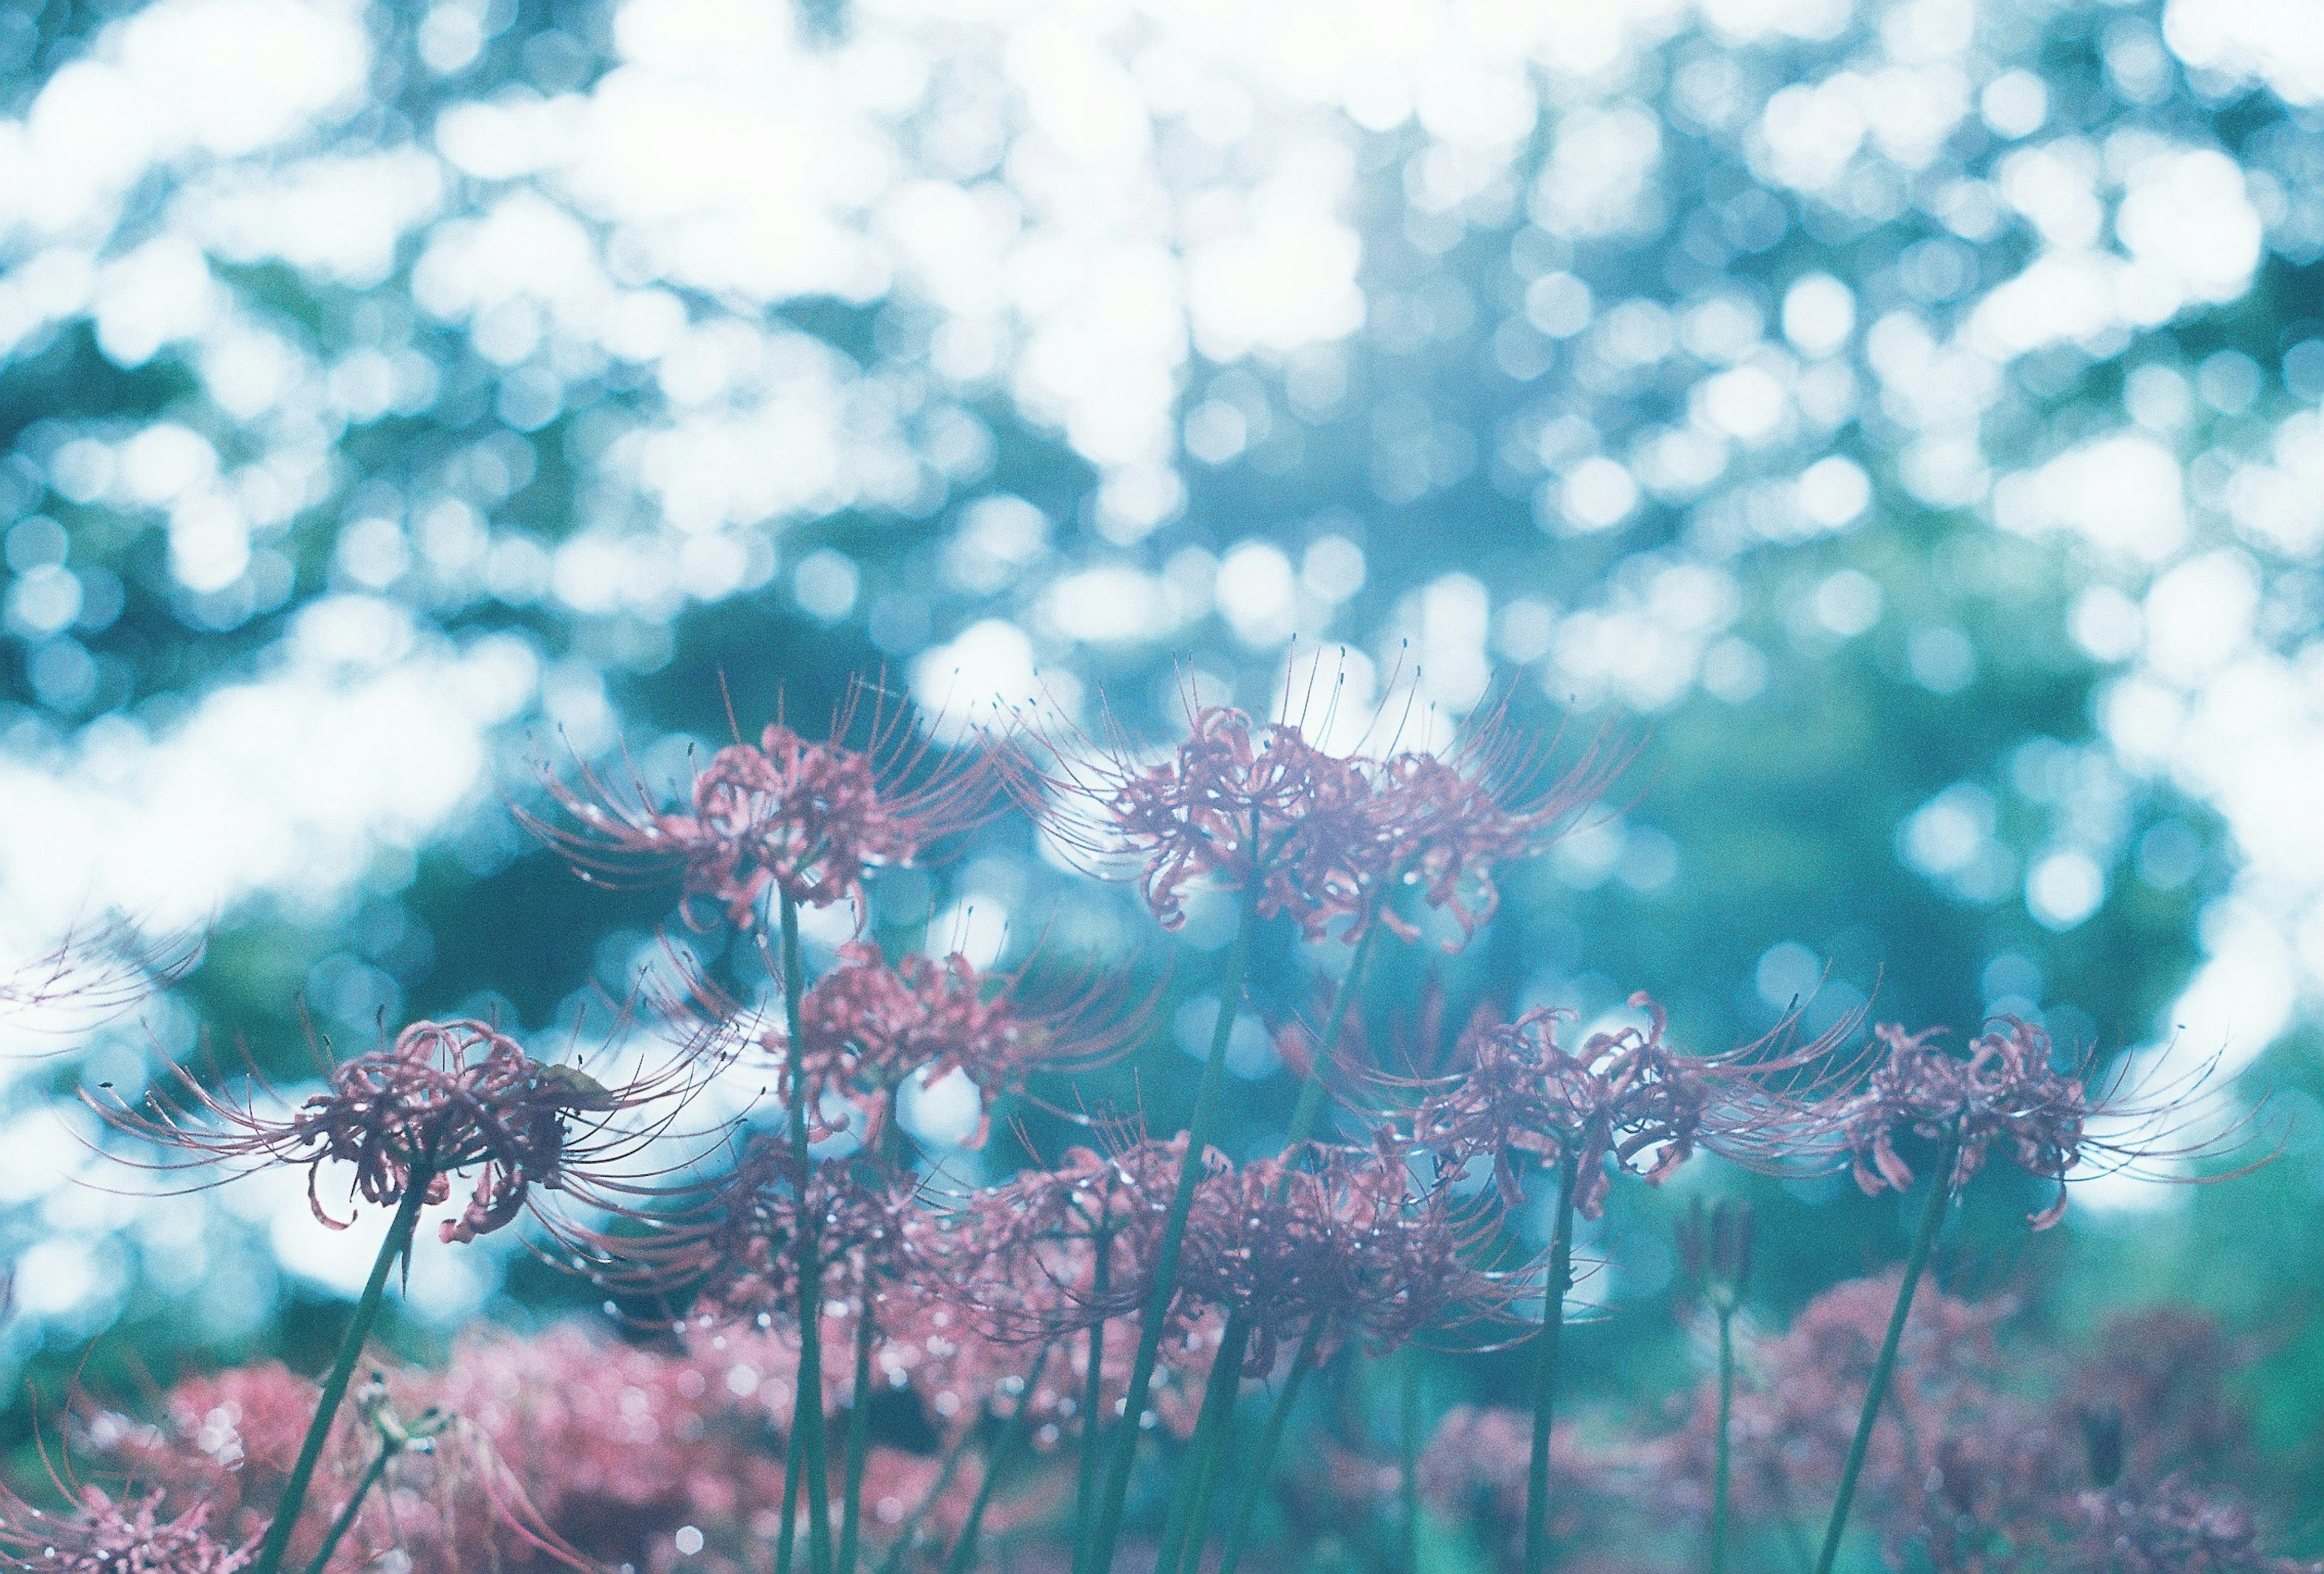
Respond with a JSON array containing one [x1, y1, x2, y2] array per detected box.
[[1813, 1133, 1957, 1574], [1521, 1150, 1580, 1574], [838, 1288, 878, 1574], [1153, 1313, 1252, 1574], [1080, 872, 1259, 1574], [1400, 1350, 1426, 1574], [942, 1342, 1055, 1574], [249, 1177, 428, 1574], [780, 891, 838, 1574], [1215, 1316, 1327, 1574], [1679, 1199, 1753, 1574], [1071, 1228, 1113, 1563]]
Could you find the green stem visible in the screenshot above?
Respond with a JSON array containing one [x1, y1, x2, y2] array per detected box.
[[1812, 1135, 1959, 1574], [1155, 1316, 1250, 1574], [873, 1429, 974, 1574], [840, 1295, 877, 1574], [1215, 1318, 1325, 1574], [1400, 1349, 1424, 1574], [1081, 874, 1263, 1574], [300, 1445, 392, 1574], [251, 1171, 431, 1574], [776, 1421, 803, 1574], [1282, 912, 1384, 1150], [1522, 1151, 1580, 1574], [942, 1343, 1055, 1574], [1710, 1309, 1735, 1574], [1071, 1235, 1112, 1566], [781, 890, 836, 1574]]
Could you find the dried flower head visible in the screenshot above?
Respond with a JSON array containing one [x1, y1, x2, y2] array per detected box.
[[531, 680, 1000, 930], [0, 1487, 252, 1574], [1677, 1197, 1753, 1316], [94, 1019, 686, 1243]]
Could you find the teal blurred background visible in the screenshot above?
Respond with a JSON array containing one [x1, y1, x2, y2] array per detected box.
[[2, 0, 2323, 1552]]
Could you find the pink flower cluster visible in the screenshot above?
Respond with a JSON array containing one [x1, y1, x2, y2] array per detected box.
[[1419, 1278, 2314, 1573], [31, 685, 2277, 1574], [77, 1319, 1073, 1574]]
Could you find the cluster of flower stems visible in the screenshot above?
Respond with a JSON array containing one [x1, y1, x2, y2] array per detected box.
[[1, 684, 2265, 1573]]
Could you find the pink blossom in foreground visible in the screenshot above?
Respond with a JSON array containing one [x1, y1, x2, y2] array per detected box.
[[0, 1488, 252, 1574], [91, 1019, 685, 1243]]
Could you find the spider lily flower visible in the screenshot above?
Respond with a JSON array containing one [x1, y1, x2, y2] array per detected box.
[[2067, 1478, 2320, 1573], [1173, 1138, 1510, 1368], [1827, 1017, 2255, 1230], [786, 943, 1147, 1152], [1013, 690, 1627, 947], [0, 1487, 254, 1574], [657, 940, 1151, 1154], [1361, 700, 1635, 947], [528, 680, 1004, 932], [1402, 994, 1837, 1215], [581, 1134, 926, 1322], [928, 1138, 1209, 1342], [88, 1018, 695, 1246], [1015, 702, 1378, 933]]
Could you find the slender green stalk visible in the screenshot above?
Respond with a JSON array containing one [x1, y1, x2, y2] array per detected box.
[[942, 1343, 1054, 1574], [251, 1171, 432, 1574], [1812, 1136, 1960, 1574], [1154, 1315, 1250, 1574], [1522, 1151, 1580, 1574], [839, 1297, 877, 1574], [1282, 911, 1385, 1150], [873, 1427, 974, 1574], [1071, 1234, 1112, 1567], [1081, 874, 1263, 1574], [300, 1445, 392, 1574], [1400, 1349, 1424, 1574], [1215, 1317, 1326, 1574], [780, 891, 836, 1574], [776, 1421, 803, 1574], [1710, 1307, 1735, 1574]]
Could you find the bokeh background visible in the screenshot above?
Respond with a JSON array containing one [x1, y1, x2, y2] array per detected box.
[[3, 0, 2323, 1552]]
